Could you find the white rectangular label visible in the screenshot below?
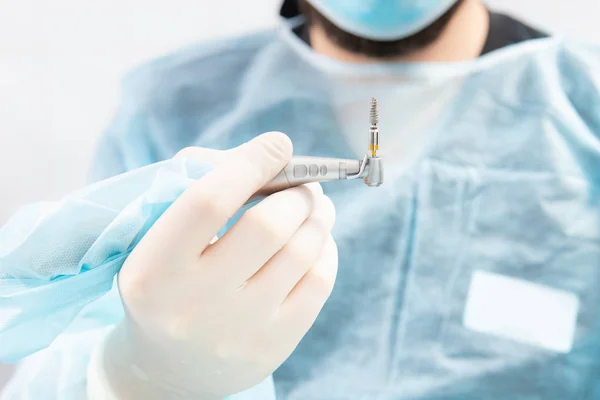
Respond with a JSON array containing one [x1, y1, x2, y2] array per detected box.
[[463, 270, 579, 353]]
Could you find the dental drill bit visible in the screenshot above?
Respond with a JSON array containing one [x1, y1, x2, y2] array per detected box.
[[364, 97, 383, 187], [249, 97, 384, 202], [370, 97, 379, 158]]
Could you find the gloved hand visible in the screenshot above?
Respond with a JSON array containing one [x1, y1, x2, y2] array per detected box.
[[100, 132, 338, 399]]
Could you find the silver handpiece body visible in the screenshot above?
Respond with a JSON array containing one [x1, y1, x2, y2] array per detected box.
[[253, 156, 363, 199]]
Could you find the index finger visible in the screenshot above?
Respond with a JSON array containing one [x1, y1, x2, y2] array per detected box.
[[139, 132, 293, 264]]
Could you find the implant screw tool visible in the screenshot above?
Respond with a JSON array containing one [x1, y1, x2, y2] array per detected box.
[[370, 97, 379, 158], [363, 97, 383, 187]]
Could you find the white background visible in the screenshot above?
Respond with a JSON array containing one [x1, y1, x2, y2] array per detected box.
[[0, 0, 599, 389]]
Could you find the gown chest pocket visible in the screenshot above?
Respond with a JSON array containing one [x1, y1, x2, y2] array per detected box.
[[401, 171, 600, 399]]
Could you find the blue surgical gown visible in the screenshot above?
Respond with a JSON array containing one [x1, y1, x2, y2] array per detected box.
[[7, 18, 600, 400]]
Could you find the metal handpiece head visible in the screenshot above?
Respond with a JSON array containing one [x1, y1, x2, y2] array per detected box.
[[363, 157, 383, 187]]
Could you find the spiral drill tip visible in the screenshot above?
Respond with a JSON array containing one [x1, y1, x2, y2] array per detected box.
[[370, 97, 379, 126]]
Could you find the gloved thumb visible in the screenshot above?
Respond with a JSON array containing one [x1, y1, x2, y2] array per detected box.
[[174, 146, 225, 166], [174, 132, 293, 169]]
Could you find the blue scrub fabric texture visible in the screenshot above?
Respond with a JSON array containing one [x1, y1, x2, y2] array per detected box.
[[3, 17, 600, 400]]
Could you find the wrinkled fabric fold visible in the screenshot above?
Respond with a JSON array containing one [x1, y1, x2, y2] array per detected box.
[[0, 157, 211, 363]]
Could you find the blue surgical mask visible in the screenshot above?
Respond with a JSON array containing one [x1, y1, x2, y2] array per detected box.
[[305, 0, 459, 41]]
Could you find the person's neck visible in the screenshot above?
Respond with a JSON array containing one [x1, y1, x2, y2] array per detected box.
[[309, 0, 490, 63]]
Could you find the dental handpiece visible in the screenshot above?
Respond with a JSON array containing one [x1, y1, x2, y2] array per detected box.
[[250, 98, 383, 201]]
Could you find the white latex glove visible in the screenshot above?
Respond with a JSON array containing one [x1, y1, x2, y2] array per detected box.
[[99, 132, 338, 399]]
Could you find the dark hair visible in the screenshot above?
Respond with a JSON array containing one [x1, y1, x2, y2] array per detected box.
[[298, 0, 464, 59]]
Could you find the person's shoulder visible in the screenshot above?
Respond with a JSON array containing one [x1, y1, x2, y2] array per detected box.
[[529, 38, 600, 132], [119, 29, 277, 110], [553, 37, 600, 75], [468, 37, 600, 136], [93, 29, 279, 173], [531, 37, 600, 99], [527, 37, 600, 75], [478, 37, 600, 92]]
